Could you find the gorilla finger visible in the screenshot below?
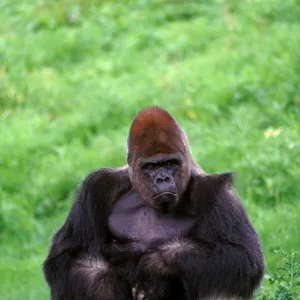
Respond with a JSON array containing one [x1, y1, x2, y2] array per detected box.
[[132, 287, 137, 299], [137, 290, 145, 300]]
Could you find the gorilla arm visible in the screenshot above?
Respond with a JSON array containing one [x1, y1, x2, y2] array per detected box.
[[134, 173, 264, 300], [43, 168, 133, 300]]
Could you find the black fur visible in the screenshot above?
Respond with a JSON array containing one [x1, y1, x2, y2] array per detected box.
[[43, 167, 264, 300]]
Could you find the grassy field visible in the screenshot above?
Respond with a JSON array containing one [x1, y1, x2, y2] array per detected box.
[[0, 0, 299, 299]]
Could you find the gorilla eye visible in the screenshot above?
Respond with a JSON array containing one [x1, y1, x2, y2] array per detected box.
[[144, 163, 156, 170], [166, 159, 179, 167]]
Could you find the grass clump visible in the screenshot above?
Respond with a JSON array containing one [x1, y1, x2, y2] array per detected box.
[[0, 0, 299, 299]]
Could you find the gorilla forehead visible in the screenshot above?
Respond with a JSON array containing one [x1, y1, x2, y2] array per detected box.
[[129, 128, 186, 158], [127, 106, 189, 161]]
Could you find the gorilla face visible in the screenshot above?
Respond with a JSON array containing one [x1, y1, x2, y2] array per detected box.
[[130, 153, 190, 213], [141, 156, 179, 212]]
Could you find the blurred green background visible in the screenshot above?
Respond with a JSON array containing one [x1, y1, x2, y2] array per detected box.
[[0, 0, 299, 299]]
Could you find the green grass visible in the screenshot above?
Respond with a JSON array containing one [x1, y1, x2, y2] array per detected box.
[[0, 0, 299, 299]]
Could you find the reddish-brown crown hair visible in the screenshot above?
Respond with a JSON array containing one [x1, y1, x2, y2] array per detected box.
[[127, 106, 189, 162]]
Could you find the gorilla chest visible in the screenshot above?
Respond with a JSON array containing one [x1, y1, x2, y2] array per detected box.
[[108, 190, 195, 242]]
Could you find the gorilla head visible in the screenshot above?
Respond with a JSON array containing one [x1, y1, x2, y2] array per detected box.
[[127, 107, 192, 213]]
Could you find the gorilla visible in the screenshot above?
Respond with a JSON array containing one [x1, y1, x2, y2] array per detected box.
[[43, 106, 264, 300]]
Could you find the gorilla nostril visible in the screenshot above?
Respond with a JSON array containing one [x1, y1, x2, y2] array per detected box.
[[165, 177, 171, 183], [156, 178, 163, 184]]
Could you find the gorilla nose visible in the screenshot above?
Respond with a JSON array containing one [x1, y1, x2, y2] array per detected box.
[[154, 175, 175, 192], [154, 175, 171, 185]]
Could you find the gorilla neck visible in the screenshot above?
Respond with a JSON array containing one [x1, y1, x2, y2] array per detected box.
[[108, 189, 196, 243]]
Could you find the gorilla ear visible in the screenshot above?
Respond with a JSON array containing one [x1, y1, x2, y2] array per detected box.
[[190, 172, 235, 211], [205, 172, 235, 189], [215, 172, 235, 187]]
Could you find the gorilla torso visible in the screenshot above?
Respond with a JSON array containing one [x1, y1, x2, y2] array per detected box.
[[109, 189, 196, 244], [43, 105, 264, 300]]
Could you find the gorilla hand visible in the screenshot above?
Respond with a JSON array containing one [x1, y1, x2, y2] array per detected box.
[[133, 250, 185, 300]]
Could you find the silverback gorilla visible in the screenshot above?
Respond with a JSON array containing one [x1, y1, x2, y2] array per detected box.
[[43, 106, 264, 300]]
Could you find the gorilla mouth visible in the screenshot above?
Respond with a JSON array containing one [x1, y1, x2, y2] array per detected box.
[[153, 192, 177, 199], [152, 192, 178, 213]]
